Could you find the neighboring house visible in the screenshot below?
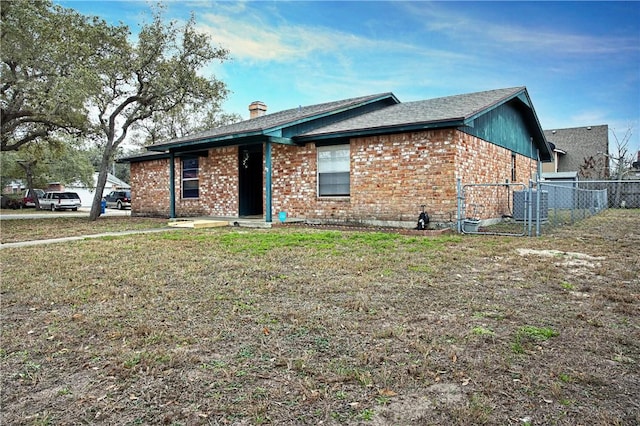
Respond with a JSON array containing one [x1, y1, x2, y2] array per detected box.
[[542, 125, 609, 179], [631, 151, 640, 179], [2, 181, 26, 194], [122, 87, 551, 227], [67, 172, 130, 207]]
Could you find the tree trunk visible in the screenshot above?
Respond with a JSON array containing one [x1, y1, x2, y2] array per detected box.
[[89, 148, 114, 220], [18, 160, 40, 210], [27, 176, 40, 211]]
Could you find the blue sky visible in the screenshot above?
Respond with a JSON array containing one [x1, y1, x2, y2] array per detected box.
[[59, 1, 640, 155]]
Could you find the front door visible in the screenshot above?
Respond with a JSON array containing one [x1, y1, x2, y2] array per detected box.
[[238, 145, 263, 217]]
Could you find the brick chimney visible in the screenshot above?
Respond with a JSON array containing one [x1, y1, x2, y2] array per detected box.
[[248, 101, 267, 119]]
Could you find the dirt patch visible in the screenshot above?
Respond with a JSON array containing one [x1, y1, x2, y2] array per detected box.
[[516, 248, 605, 269]]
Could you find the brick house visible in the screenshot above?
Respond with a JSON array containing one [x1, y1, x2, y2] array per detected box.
[[123, 87, 551, 227]]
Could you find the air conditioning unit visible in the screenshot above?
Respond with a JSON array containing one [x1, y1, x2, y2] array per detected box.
[[513, 190, 548, 222]]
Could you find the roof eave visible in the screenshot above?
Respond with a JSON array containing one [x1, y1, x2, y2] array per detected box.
[[147, 130, 266, 152], [463, 87, 526, 122], [118, 152, 170, 163], [514, 89, 553, 161]]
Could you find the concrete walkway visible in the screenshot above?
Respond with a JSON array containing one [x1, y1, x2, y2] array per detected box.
[[0, 207, 130, 220], [0, 208, 294, 249], [0, 213, 284, 249], [0, 227, 181, 249]]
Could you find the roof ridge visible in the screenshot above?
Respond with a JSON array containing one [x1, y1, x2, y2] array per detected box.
[[421, 86, 525, 102], [145, 92, 398, 149], [265, 92, 395, 118], [544, 124, 608, 131]]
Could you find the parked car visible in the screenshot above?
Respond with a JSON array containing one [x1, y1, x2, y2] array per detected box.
[[104, 190, 131, 210], [39, 191, 81, 211], [22, 189, 45, 207]]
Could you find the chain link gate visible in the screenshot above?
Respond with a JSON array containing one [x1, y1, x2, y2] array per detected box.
[[456, 179, 542, 236]]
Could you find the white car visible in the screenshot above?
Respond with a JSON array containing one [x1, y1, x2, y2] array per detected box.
[[39, 191, 81, 211]]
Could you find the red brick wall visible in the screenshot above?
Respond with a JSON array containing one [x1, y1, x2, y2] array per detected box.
[[130, 147, 239, 217], [271, 144, 317, 217], [271, 129, 536, 225], [455, 131, 537, 219], [175, 146, 238, 217], [130, 159, 170, 216], [271, 132, 450, 223], [131, 129, 538, 224]]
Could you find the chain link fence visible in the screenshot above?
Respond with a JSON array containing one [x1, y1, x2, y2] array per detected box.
[[456, 178, 639, 236], [574, 180, 640, 209], [538, 181, 608, 230]]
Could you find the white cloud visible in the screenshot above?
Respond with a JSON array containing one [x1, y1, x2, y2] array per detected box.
[[195, 8, 470, 66], [404, 2, 640, 57], [196, 12, 363, 62]]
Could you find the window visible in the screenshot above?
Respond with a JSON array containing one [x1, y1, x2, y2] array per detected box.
[[182, 157, 199, 198], [511, 153, 517, 182], [317, 144, 350, 196]]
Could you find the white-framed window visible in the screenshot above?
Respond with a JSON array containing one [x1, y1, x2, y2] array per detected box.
[[182, 157, 199, 199], [317, 144, 350, 196]]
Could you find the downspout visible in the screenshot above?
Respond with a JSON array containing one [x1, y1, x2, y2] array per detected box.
[[169, 151, 176, 219], [265, 141, 272, 223]]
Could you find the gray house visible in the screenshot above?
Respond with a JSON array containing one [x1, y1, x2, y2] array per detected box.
[[543, 125, 609, 179]]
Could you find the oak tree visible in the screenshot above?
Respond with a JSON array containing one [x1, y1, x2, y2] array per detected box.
[[87, 9, 231, 220], [1, 0, 126, 151]]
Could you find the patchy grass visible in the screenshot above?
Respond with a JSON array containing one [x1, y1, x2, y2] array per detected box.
[[0, 208, 43, 215], [0, 216, 169, 243], [1, 209, 639, 425]]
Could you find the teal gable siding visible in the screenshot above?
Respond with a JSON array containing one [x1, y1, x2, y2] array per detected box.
[[460, 101, 536, 159]]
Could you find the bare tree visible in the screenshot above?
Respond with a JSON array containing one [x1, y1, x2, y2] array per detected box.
[[609, 126, 634, 180], [609, 125, 634, 207]]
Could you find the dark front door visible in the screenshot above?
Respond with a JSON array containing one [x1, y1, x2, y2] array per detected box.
[[238, 145, 263, 217]]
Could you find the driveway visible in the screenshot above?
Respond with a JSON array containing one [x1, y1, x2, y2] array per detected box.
[[0, 207, 130, 220]]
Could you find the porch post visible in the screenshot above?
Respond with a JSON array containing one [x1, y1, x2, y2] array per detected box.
[[265, 141, 272, 223], [169, 151, 176, 219]]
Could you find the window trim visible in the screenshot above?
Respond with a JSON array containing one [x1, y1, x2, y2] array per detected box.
[[317, 144, 350, 197], [181, 156, 200, 199]]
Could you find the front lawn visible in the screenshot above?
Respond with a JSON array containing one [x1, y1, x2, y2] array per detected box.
[[0, 217, 169, 244], [1, 209, 638, 425]]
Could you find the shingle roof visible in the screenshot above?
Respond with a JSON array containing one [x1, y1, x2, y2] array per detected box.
[[543, 125, 609, 174], [300, 87, 526, 137], [133, 86, 550, 161], [147, 93, 397, 150]]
